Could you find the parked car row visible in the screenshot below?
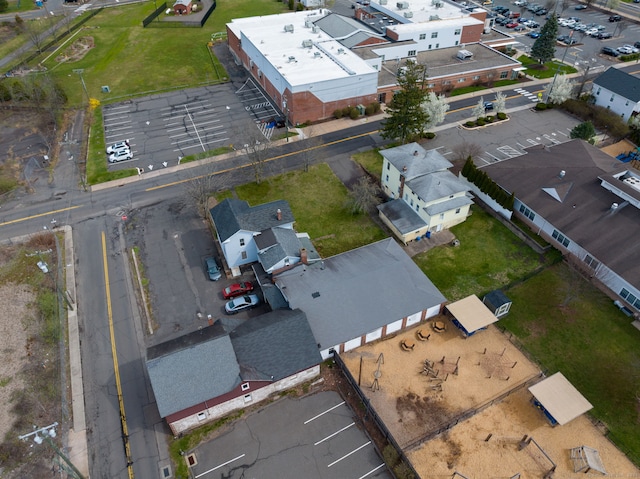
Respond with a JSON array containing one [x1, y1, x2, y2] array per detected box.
[[106, 140, 133, 163], [601, 43, 640, 57], [557, 18, 613, 39], [203, 256, 261, 314]]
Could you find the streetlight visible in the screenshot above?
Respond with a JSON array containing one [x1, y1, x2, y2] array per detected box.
[[19, 423, 85, 479], [72, 69, 89, 104]]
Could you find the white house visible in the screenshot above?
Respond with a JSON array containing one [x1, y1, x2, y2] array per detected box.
[[378, 143, 473, 244], [209, 199, 295, 276], [480, 140, 640, 313], [592, 67, 640, 121]]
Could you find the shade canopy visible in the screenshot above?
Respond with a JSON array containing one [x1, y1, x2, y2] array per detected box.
[[445, 294, 499, 335], [528, 372, 593, 426]]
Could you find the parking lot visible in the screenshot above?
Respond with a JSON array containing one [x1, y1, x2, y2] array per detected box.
[[102, 79, 283, 171], [189, 391, 391, 479]]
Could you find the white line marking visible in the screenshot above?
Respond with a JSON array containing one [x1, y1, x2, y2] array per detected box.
[[184, 105, 205, 152], [557, 130, 568, 137], [327, 441, 371, 468], [194, 454, 245, 478], [484, 152, 500, 161], [304, 401, 345, 425], [527, 139, 538, 145], [358, 464, 386, 479], [314, 422, 355, 446], [516, 142, 527, 149]]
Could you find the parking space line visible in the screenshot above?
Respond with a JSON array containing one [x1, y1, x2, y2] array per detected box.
[[160, 100, 210, 112], [557, 130, 568, 137], [358, 463, 386, 479], [327, 441, 371, 468], [526, 138, 539, 145], [314, 422, 355, 446], [484, 151, 500, 162], [194, 454, 245, 478], [475, 156, 490, 166], [304, 401, 345, 424], [169, 126, 224, 141], [184, 105, 205, 152]]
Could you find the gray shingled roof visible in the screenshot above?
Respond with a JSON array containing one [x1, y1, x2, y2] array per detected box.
[[147, 328, 240, 418], [482, 140, 640, 291], [230, 309, 322, 381], [382, 143, 454, 182], [377, 199, 427, 235], [408, 170, 471, 203], [274, 238, 447, 350], [593, 67, 640, 103], [209, 199, 294, 243], [257, 228, 303, 271], [313, 13, 384, 48], [424, 195, 474, 215]]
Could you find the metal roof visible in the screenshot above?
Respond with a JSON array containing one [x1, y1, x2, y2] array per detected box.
[[377, 199, 427, 234], [528, 372, 593, 425], [445, 294, 499, 334]]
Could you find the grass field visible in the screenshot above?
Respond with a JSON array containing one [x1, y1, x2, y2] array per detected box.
[[413, 205, 561, 301], [518, 54, 578, 79], [231, 163, 388, 258], [501, 264, 640, 466], [41, 0, 288, 106]]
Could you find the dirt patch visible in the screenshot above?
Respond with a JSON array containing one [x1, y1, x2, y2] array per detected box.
[[56, 35, 95, 63]]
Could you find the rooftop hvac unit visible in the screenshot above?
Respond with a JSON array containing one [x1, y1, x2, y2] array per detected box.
[[302, 39, 313, 48], [284, 24, 294, 32], [434, 1, 442, 6], [456, 49, 473, 60], [288, 56, 297, 62], [403, 10, 413, 17], [312, 25, 319, 33], [337, 48, 345, 54], [380, 0, 387, 4], [397, 1, 409, 9], [429, 14, 440, 20], [305, 19, 313, 28], [314, 52, 322, 58]]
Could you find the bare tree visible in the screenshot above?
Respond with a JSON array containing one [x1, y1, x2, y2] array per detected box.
[[346, 177, 381, 215], [240, 128, 274, 184], [297, 128, 323, 173], [183, 173, 225, 219], [472, 97, 486, 120], [22, 17, 53, 54], [560, 0, 571, 15], [451, 141, 483, 163], [614, 19, 627, 38]]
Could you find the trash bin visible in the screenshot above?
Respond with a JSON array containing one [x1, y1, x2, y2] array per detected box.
[[426, 231, 431, 239]]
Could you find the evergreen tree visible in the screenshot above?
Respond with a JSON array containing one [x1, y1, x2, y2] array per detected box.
[[381, 61, 429, 144], [462, 157, 473, 178], [531, 14, 558, 64], [0, 0, 8, 13], [570, 121, 596, 141]]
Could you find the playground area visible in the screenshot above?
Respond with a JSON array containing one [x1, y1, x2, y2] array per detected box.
[[340, 316, 640, 478]]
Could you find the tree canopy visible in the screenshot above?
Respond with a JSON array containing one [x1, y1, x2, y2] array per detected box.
[[381, 61, 429, 144], [570, 121, 596, 141], [531, 14, 558, 64]]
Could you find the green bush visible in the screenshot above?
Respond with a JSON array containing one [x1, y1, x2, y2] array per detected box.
[[365, 101, 381, 116], [333, 109, 343, 119], [484, 116, 494, 123], [424, 132, 436, 139], [497, 112, 507, 120], [341, 107, 351, 117], [465, 120, 475, 127], [349, 107, 359, 120], [476, 118, 486, 126], [562, 99, 629, 139], [620, 53, 640, 62], [535, 102, 547, 111]]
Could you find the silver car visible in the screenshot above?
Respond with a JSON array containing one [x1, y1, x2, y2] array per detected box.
[[106, 140, 130, 154]]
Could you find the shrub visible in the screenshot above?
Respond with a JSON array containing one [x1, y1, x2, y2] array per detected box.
[[484, 116, 494, 123], [333, 109, 343, 119], [341, 107, 351, 117], [497, 112, 507, 120], [535, 102, 547, 111], [349, 107, 359, 119], [476, 118, 486, 126], [465, 120, 475, 127], [424, 132, 436, 139]]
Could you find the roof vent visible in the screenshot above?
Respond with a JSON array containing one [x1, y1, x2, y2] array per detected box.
[[312, 291, 321, 298], [288, 56, 297, 62], [413, 150, 419, 156], [337, 47, 345, 54], [284, 24, 294, 33], [314, 51, 322, 58], [611, 202, 619, 211], [559, 170, 566, 178]]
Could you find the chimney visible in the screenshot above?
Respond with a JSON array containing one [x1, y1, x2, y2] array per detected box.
[[300, 248, 308, 265], [277, 208, 282, 221], [402, 165, 408, 172], [610, 202, 619, 212]]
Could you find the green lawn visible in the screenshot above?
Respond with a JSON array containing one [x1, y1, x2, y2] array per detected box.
[[501, 264, 640, 465], [413, 205, 560, 300], [352, 149, 383, 181], [42, 0, 288, 106], [518, 54, 578, 79], [231, 163, 387, 257]]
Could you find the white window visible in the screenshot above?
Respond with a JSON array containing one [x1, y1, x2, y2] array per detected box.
[[241, 251, 247, 260], [428, 44, 432, 50], [473, 75, 480, 80], [610, 95, 615, 102], [455, 208, 461, 214], [596, 87, 601, 95], [458, 78, 465, 83], [197, 412, 206, 421], [431, 32, 438, 38], [244, 394, 253, 403], [408, 50, 416, 56], [419, 33, 426, 40], [500, 71, 508, 79], [454, 28, 461, 35], [439, 213, 445, 220], [240, 238, 245, 246], [241, 383, 250, 391]]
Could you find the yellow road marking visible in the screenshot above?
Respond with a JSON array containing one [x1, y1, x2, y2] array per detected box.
[[145, 131, 375, 192], [101, 232, 135, 479], [0, 205, 82, 227]]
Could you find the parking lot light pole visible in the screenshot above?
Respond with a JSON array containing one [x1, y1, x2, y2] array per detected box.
[[19, 423, 85, 479], [72, 69, 89, 104]]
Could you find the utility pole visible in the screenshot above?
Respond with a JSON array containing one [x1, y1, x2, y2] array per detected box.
[[72, 69, 89, 104], [19, 423, 85, 479]]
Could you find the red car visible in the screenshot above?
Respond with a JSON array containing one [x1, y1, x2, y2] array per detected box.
[[505, 22, 519, 28], [222, 281, 254, 299]]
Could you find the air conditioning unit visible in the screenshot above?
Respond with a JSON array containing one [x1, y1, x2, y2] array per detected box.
[[403, 10, 413, 17], [284, 24, 294, 32], [302, 39, 313, 48], [312, 25, 319, 33], [397, 1, 409, 9], [305, 19, 313, 28], [380, 0, 387, 4]]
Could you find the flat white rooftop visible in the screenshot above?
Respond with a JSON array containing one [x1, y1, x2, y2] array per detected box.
[[227, 10, 378, 86], [370, 0, 481, 25]]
